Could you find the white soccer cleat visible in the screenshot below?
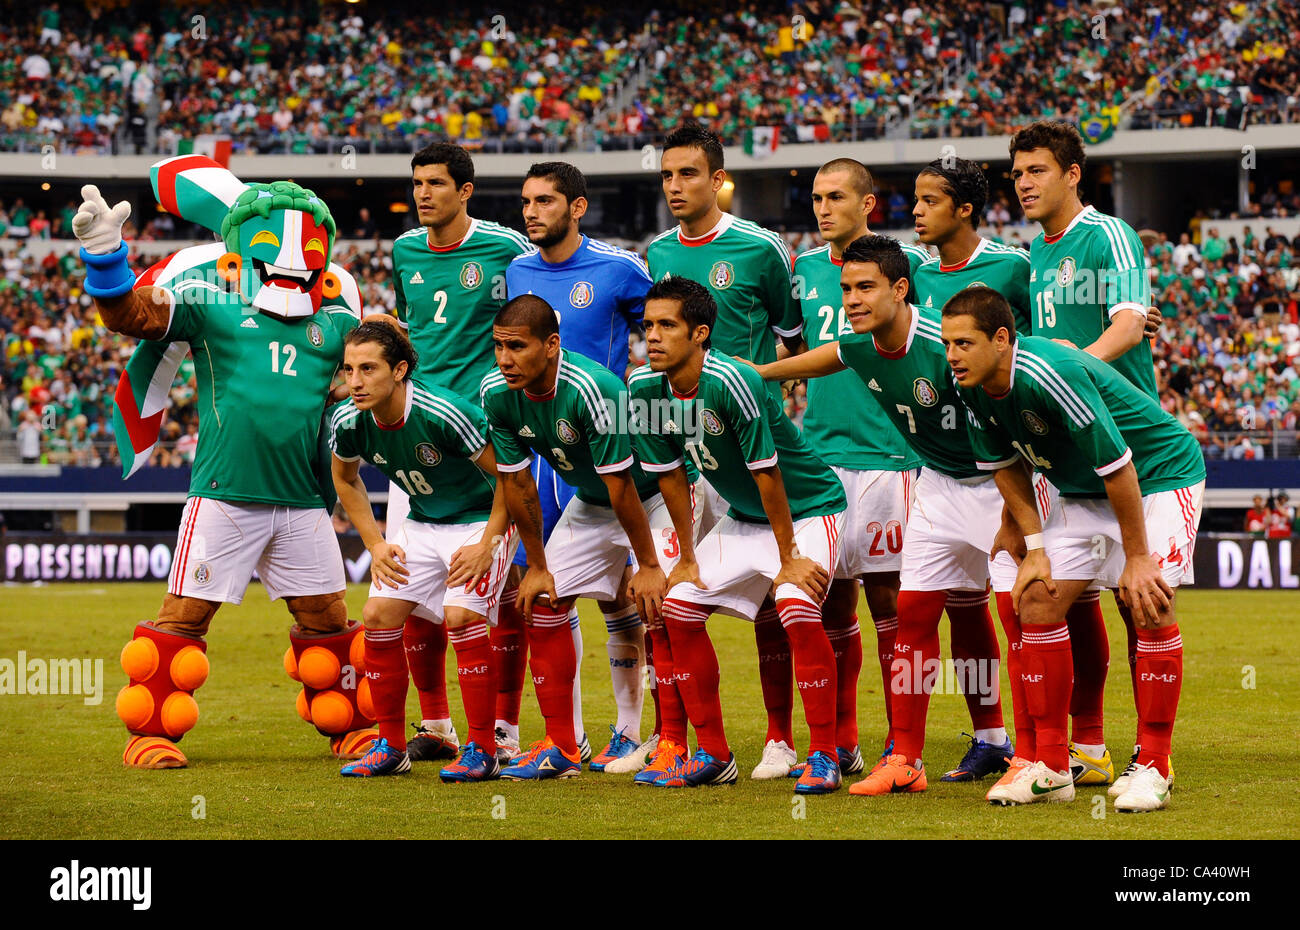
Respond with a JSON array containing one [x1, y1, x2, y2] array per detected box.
[[603, 733, 659, 775], [986, 760, 1076, 806], [1109, 749, 1140, 798], [1113, 763, 1172, 813], [751, 739, 798, 779]]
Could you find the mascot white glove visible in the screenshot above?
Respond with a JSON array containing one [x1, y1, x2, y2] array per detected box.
[[72, 184, 132, 255]]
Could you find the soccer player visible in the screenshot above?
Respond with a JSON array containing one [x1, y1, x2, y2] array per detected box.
[[629, 277, 848, 793], [647, 123, 814, 779], [388, 143, 533, 764], [507, 161, 657, 773], [784, 158, 923, 779], [1011, 120, 1159, 783], [329, 322, 516, 781], [752, 235, 1020, 796], [480, 295, 690, 780], [941, 287, 1205, 811]]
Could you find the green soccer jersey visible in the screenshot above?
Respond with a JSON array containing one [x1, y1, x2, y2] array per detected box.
[[162, 288, 360, 508], [1028, 205, 1157, 397], [961, 335, 1206, 498], [393, 218, 534, 397], [913, 237, 1033, 334], [479, 349, 660, 506], [836, 305, 983, 480], [792, 245, 921, 471], [626, 350, 845, 524], [646, 213, 802, 368], [328, 380, 495, 524]]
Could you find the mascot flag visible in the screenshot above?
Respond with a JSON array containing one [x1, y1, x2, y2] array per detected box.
[[112, 156, 362, 476]]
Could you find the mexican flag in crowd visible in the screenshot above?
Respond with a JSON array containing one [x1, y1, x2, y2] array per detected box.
[[743, 126, 780, 158]]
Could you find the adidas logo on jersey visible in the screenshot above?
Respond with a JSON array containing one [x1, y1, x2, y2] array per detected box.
[[925, 296, 933, 307], [868, 379, 883, 392], [372, 453, 387, 464], [518, 426, 536, 438], [410, 271, 424, 284], [806, 287, 818, 298], [1030, 269, 1038, 282], [240, 317, 259, 329]]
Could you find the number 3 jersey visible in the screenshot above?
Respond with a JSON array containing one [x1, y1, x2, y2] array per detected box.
[[626, 350, 845, 524], [328, 380, 496, 524]]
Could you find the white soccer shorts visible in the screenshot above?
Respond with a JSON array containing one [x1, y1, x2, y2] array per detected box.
[[385, 480, 410, 543], [373, 520, 519, 624], [167, 498, 345, 603], [900, 468, 1012, 593], [666, 509, 846, 619], [832, 466, 915, 578]]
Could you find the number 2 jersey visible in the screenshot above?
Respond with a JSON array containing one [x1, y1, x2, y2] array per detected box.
[[328, 379, 496, 524]]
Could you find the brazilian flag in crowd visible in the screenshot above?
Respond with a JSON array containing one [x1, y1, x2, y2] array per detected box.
[[1079, 106, 1120, 144]]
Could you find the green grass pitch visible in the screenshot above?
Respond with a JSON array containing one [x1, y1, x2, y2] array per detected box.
[[1, 584, 1296, 839]]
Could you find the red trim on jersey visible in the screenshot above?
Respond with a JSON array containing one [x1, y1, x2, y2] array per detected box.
[[874, 342, 907, 360], [134, 255, 175, 290], [677, 228, 721, 247], [1042, 228, 1068, 245], [829, 253, 843, 267], [426, 230, 468, 252], [940, 254, 973, 272], [373, 414, 405, 431], [670, 385, 698, 400]]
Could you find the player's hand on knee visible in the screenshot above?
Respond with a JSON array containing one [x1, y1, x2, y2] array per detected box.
[[73, 184, 131, 254], [776, 555, 829, 603], [1118, 553, 1173, 626], [517, 566, 558, 620], [666, 558, 706, 592], [991, 522, 1027, 566], [369, 541, 409, 589], [448, 539, 494, 591], [1012, 549, 1058, 611], [628, 564, 667, 624]]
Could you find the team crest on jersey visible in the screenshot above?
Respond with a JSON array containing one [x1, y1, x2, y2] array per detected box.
[[701, 409, 725, 435], [709, 261, 734, 289], [193, 562, 212, 585], [1022, 411, 1049, 435], [415, 442, 441, 466], [569, 281, 595, 308], [1056, 257, 1077, 287], [555, 418, 579, 444], [306, 321, 324, 348], [460, 261, 484, 289], [912, 378, 939, 407]]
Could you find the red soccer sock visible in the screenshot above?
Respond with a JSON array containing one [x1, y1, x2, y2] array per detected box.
[[871, 613, 899, 747], [645, 629, 662, 737], [890, 589, 948, 764], [1118, 598, 1140, 744], [946, 590, 1005, 732], [448, 619, 497, 751], [995, 592, 1034, 760], [754, 602, 794, 747], [527, 604, 578, 756], [1135, 624, 1182, 778], [491, 589, 528, 727], [403, 614, 449, 722], [663, 598, 727, 759], [1020, 622, 1073, 773], [647, 624, 688, 747], [777, 598, 838, 757], [1067, 591, 1108, 746], [365, 627, 409, 750], [823, 602, 862, 751]]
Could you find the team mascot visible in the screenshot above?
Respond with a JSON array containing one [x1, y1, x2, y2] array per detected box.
[[75, 155, 378, 768]]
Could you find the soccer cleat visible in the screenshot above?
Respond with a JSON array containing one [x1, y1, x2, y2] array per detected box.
[[1068, 743, 1115, 785], [633, 738, 688, 786], [1113, 763, 1172, 812], [794, 751, 843, 795], [751, 739, 797, 779], [662, 749, 738, 787], [340, 738, 411, 777], [986, 760, 1075, 806], [578, 733, 592, 765], [1110, 748, 1175, 797], [440, 741, 501, 783], [331, 727, 380, 760], [941, 733, 1015, 782], [868, 739, 895, 776], [499, 737, 581, 780], [985, 756, 1033, 802], [123, 735, 187, 769], [789, 744, 865, 778], [406, 721, 459, 761], [605, 733, 659, 775], [589, 725, 641, 773], [494, 727, 522, 766], [848, 754, 927, 796]]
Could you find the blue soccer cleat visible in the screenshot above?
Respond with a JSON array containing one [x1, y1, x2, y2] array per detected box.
[[790, 744, 866, 778], [794, 750, 844, 795], [634, 739, 688, 786], [440, 741, 501, 783], [340, 738, 411, 777], [662, 748, 738, 787], [589, 725, 640, 773], [941, 733, 1014, 782], [499, 737, 581, 780]]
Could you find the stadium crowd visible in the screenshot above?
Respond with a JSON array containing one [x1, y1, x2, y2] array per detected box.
[[2, 1, 1298, 155]]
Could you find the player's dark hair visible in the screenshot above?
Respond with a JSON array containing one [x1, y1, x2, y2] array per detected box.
[[818, 157, 874, 198], [345, 320, 419, 380], [1008, 120, 1086, 178], [645, 276, 716, 349], [411, 142, 475, 189], [941, 286, 1018, 342], [919, 158, 988, 229], [841, 234, 911, 287], [662, 123, 725, 175], [525, 161, 587, 204], [495, 294, 559, 340]]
